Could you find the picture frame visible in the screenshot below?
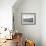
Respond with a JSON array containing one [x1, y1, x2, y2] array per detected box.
[[21, 13, 36, 25]]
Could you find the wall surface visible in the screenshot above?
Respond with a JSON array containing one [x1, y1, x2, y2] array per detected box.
[[13, 0, 41, 46], [0, 0, 16, 30], [41, 0, 46, 46]]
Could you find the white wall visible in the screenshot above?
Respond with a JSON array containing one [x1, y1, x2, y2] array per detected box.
[[41, 0, 46, 46], [13, 0, 41, 46], [0, 0, 16, 30], [13, 0, 46, 46]]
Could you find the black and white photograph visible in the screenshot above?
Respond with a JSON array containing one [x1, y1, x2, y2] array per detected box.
[[21, 13, 36, 25]]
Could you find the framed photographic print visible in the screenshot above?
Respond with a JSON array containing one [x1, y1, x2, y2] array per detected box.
[[21, 13, 36, 25]]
